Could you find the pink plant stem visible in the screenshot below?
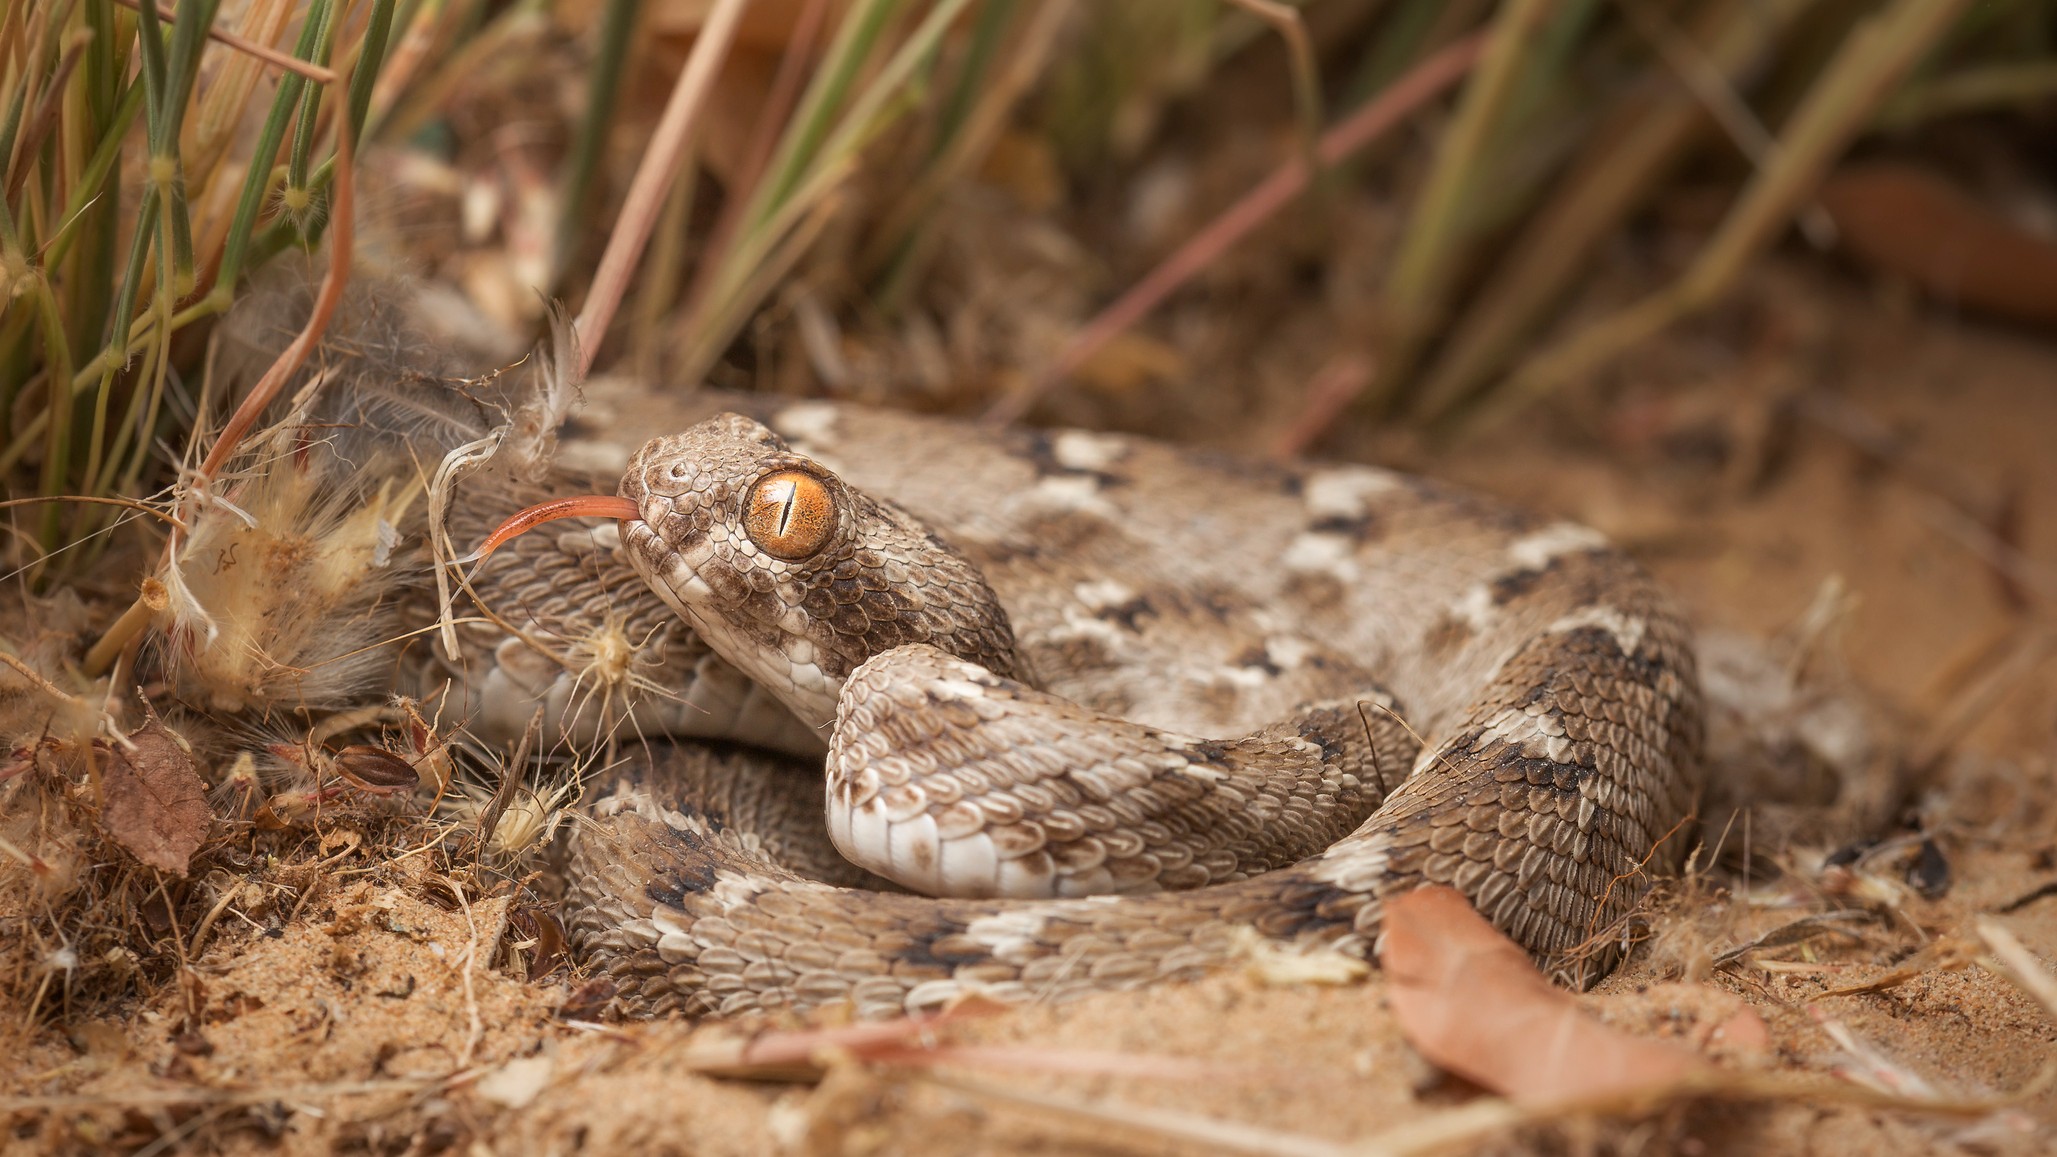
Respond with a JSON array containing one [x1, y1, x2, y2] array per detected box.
[[190, 98, 355, 494], [573, 0, 752, 375], [985, 31, 1488, 425], [111, 0, 339, 83]]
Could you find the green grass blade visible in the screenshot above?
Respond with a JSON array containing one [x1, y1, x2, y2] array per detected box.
[[213, 0, 327, 292]]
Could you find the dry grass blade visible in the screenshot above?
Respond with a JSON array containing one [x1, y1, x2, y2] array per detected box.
[[1469, 0, 1973, 436], [918, 1070, 1354, 1157], [1220, 0, 1325, 177], [0, 1079, 441, 1114], [1713, 909, 1876, 968], [1976, 918, 2057, 1023], [1371, 0, 1553, 408], [673, 0, 833, 332], [572, 0, 750, 373], [860, 0, 1077, 281], [1812, 936, 1980, 1000], [1410, 0, 1809, 424]]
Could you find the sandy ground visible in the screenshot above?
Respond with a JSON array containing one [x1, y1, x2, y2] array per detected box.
[[4, 248, 2056, 1156]]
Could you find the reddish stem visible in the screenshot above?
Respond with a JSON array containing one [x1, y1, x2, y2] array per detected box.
[[985, 31, 1488, 425]]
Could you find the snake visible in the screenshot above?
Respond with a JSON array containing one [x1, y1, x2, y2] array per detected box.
[[434, 391, 1703, 1021]]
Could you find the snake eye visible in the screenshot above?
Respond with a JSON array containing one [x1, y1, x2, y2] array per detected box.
[[743, 470, 836, 560]]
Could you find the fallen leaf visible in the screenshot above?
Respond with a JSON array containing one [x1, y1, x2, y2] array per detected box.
[[1379, 886, 1707, 1106], [98, 718, 211, 876]]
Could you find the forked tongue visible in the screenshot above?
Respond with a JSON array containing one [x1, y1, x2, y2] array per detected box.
[[474, 495, 641, 561]]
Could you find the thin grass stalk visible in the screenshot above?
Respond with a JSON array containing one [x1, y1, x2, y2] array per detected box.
[[569, 0, 750, 371], [678, 151, 862, 382], [109, 267, 174, 504], [6, 22, 89, 204], [1470, 0, 1974, 436], [285, 0, 342, 213], [673, 0, 831, 353], [30, 73, 141, 273], [631, 158, 695, 381], [742, 0, 900, 235], [866, 0, 1074, 295], [0, 184, 31, 428], [372, 0, 532, 146], [275, 0, 397, 248], [184, 0, 294, 186], [63, 0, 126, 371], [256, 0, 485, 254], [153, 0, 224, 291], [1346, 0, 1487, 104], [30, 269, 77, 552], [343, 0, 396, 139], [1370, 0, 1552, 414], [931, 0, 1014, 148], [1410, 0, 1810, 424], [360, 0, 451, 138], [552, 0, 641, 287], [1221, 0, 1325, 183], [0, 54, 30, 197], [188, 64, 356, 496], [210, 0, 327, 294], [680, 0, 976, 382], [76, 182, 154, 494], [1878, 58, 2057, 127]]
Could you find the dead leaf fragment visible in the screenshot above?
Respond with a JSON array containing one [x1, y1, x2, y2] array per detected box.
[[98, 718, 211, 876], [1380, 886, 1708, 1106]]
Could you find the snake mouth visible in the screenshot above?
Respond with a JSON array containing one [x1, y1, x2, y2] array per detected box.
[[475, 494, 644, 561]]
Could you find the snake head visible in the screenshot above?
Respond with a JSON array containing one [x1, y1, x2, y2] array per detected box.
[[618, 413, 1021, 730]]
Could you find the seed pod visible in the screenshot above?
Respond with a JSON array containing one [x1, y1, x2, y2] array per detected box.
[[332, 745, 420, 795]]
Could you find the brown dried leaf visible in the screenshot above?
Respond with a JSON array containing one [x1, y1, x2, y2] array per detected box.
[[98, 718, 211, 876], [1380, 887, 1709, 1106]]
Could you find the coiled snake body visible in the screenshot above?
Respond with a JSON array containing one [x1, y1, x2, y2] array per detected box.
[[458, 394, 1702, 1020]]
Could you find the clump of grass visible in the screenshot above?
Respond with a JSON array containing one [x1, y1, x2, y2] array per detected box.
[[0, 0, 446, 574]]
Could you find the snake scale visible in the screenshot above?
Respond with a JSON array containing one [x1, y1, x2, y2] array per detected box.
[[438, 390, 1703, 1021]]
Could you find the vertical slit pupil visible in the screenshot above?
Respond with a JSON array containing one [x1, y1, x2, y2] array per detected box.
[[777, 490, 796, 536]]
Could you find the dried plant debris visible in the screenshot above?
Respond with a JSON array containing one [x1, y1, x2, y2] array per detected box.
[[96, 717, 210, 877], [1713, 910, 1881, 971]]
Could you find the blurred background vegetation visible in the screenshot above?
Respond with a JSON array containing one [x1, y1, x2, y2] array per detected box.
[[3, 0, 2054, 579]]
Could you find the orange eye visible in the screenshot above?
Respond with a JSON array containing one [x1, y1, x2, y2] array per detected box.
[[744, 470, 836, 560]]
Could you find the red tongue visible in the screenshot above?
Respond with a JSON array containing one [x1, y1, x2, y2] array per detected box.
[[476, 495, 641, 560]]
